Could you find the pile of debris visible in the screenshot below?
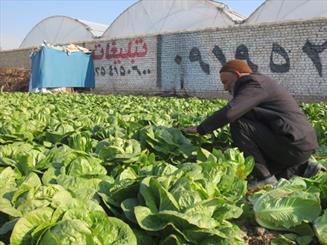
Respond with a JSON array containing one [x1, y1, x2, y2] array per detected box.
[[0, 67, 30, 92]]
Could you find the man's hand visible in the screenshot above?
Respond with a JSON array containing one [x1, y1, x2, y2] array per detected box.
[[183, 126, 198, 134]]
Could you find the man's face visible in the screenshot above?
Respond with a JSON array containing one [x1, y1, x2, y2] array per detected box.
[[220, 72, 239, 93]]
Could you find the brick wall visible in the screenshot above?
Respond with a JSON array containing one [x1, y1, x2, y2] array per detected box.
[[161, 18, 327, 101], [85, 36, 158, 94], [0, 18, 326, 101], [0, 48, 32, 69]]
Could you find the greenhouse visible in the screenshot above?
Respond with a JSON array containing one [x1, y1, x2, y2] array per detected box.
[[20, 15, 108, 48], [102, 0, 244, 39], [245, 0, 327, 24]]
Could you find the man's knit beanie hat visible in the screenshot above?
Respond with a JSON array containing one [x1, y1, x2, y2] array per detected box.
[[219, 59, 252, 74]]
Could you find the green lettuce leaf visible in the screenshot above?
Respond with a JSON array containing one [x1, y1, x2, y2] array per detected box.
[[314, 209, 327, 245], [10, 207, 54, 245], [251, 178, 321, 230]]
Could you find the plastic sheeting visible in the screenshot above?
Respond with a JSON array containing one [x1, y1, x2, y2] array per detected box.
[[30, 46, 95, 89], [20, 16, 108, 48], [246, 0, 327, 24], [102, 0, 244, 39]]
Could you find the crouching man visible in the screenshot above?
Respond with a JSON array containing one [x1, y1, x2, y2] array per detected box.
[[184, 59, 324, 189]]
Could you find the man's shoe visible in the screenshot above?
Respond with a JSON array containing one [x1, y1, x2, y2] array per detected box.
[[248, 175, 278, 191], [303, 161, 326, 178]]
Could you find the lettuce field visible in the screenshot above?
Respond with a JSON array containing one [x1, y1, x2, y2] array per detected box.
[[0, 93, 326, 245]]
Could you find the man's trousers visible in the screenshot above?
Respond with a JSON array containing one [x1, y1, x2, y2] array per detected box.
[[230, 118, 313, 180]]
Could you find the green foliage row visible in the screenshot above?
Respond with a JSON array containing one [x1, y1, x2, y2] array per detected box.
[[0, 92, 326, 244]]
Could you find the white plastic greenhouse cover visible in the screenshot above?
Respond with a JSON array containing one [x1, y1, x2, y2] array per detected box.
[[246, 0, 327, 24], [20, 16, 108, 48], [102, 0, 245, 39]]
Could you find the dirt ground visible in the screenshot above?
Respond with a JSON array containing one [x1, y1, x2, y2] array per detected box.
[[0, 67, 30, 92], [242, 225, 279, 245]]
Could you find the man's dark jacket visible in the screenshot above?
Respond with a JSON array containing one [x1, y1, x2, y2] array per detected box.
[[197, 73, 318, 151]]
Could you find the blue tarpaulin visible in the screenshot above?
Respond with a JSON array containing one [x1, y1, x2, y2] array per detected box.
[[30, 46, 95, 89]]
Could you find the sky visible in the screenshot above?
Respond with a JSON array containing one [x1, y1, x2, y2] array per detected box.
[[0, 0, 265, 50]]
